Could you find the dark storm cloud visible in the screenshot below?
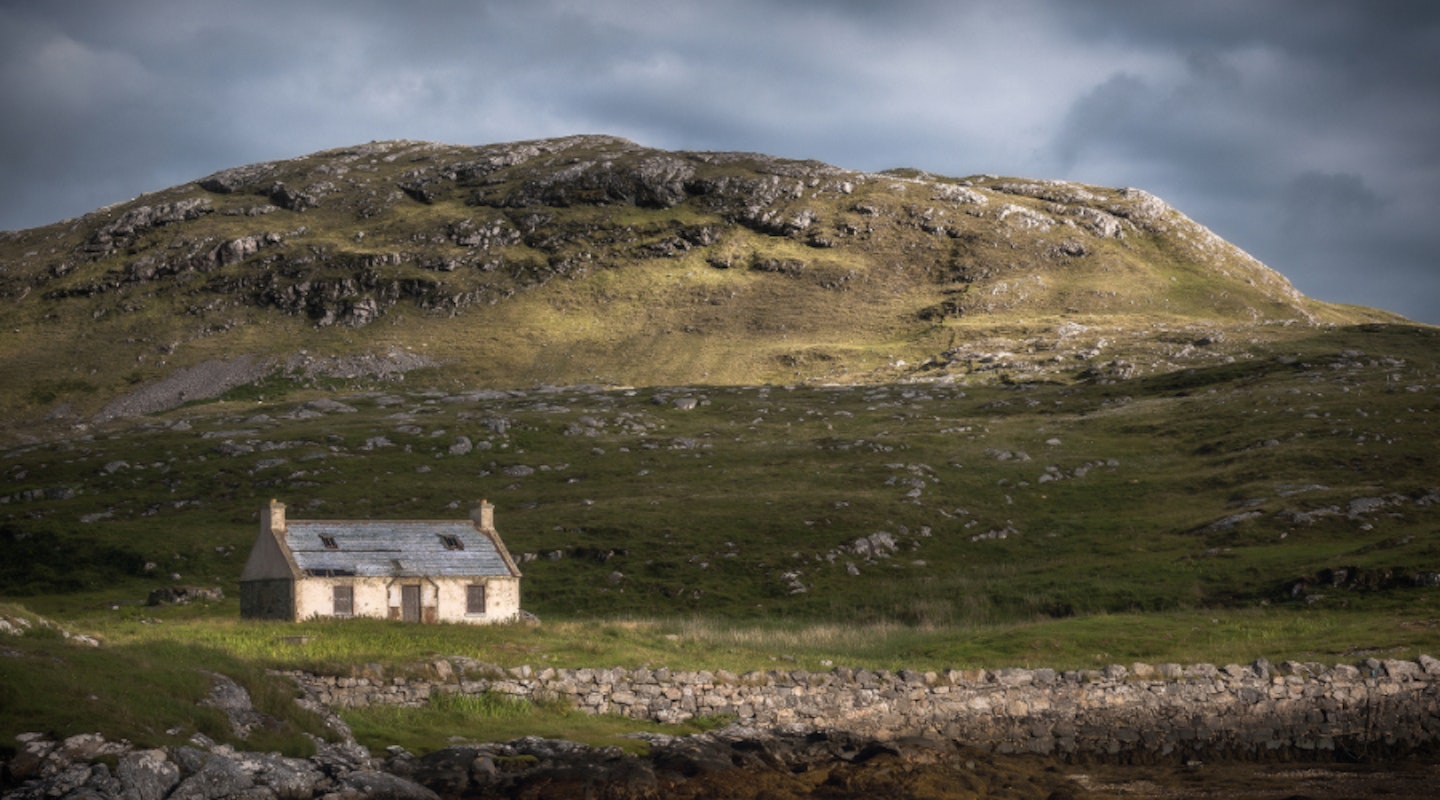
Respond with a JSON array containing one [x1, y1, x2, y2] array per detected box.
[[1037, 0, 1440, 321], [1, 0, 1436, 322], [1280, 173, 1388, 236]]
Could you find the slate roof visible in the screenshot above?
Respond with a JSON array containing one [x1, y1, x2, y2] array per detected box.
[[284, 519, 517, 578]]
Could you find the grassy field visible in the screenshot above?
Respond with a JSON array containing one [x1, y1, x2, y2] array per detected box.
[[5, 324, 1435, 622], [6, 601, 1440, 756], [38, 604, 1440, 677], [2, 322, 1437, 756]]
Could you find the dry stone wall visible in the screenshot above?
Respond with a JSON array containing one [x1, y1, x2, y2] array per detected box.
[[287, 654, 1440, 762]]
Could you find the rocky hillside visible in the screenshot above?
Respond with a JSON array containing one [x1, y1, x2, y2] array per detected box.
[[4, 138, 1440, 800], [0, 136, 1408, 437]]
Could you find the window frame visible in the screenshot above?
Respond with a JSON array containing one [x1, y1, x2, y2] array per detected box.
[[332, 584, 354, 616], [466, 583, 486, 616]]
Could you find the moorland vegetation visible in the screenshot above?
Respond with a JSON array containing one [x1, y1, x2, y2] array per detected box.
[[1, 136, 1436, 759]]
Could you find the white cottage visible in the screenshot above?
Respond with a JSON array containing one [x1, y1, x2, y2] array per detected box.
[[239, 499, 522, 624]]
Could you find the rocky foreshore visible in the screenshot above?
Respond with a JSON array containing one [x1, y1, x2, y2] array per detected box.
[[11, 724, 1440, 800], [0, 726, 1123, 800], [1, 731, 436, 800], [0, 725, 1094, 800]]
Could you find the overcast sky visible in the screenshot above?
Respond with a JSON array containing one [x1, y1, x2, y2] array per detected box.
[[3, 1, 1437, 323]]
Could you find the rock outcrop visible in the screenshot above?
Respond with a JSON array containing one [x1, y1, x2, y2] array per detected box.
[[4, 727, 1103, 800], [82, 198, 213, 256], [0, 732, 432, 800]]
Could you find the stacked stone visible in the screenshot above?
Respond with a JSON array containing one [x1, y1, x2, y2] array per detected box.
[[282, 655, 1440, 761], [299, 673, 436, 709]]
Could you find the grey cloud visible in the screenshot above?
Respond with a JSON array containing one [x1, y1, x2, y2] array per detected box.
[[1279, 172, 1388, 236], [1, 0, 1437, 322], [1049, 73, 1150, 175]]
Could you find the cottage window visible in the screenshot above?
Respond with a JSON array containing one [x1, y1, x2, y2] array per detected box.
[[466, 583, 486, 615], [439, 534, 464, 551], [319, 534, 338, 550], [332, 585, 353, 616], [305, 568, 354, 577]]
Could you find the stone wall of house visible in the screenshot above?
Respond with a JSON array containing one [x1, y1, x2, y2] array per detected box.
[[284, 655, 1440, 762]]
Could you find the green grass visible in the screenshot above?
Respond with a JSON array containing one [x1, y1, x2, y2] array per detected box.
[[33, 600, 1440, 677], [5, 323, 1437, 632], [7, 600, 1440, 758], [0, 611, 331, 757]]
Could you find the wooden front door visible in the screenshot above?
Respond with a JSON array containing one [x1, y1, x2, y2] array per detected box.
[[401, 585, 421, 622]]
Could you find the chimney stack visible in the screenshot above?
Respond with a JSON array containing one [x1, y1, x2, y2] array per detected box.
[[471, 499, 495, 531], [266, 498, 287, 534]]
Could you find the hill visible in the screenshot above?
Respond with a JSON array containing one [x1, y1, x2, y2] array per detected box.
[[0, 135, 1405, 438], [0, 135, 1434, 627]]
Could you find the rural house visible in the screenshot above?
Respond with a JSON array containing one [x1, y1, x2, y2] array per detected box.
[[239, 499, 522, 624]]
